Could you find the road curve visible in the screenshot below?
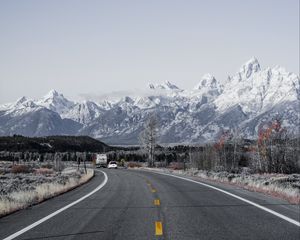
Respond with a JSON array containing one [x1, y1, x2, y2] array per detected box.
[[0, 169, 299, 240]]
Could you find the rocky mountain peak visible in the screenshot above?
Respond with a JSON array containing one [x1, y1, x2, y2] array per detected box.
[[15, 96, 28, 105], [238, 57, 261, 79], [194, 73, 218, 90], [43, 89, 62, 99], [38, 89, 74, 114], [149, 80, 179, 90]]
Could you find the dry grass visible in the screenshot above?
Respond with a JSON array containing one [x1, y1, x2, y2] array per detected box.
[[34, 167, 54, 175], [127, 162, 143, 168], [11, 164, 32, 174], [0, 169, 94, 217], [228, 175, 300, 204]]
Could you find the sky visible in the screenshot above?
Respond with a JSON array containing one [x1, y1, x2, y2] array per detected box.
[[0, 0, 299, 103]]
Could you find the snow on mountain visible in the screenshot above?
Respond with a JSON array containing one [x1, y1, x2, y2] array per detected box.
[[14, 96, 28, 106], [133, 96, 158, 109], [194, 74, 218, 90], [0, 58, 299, 144], [37, 89, 75, 115], [238, 57, 261, 79], [0, 94, 81, 136], [1, 96, 42, 117], [149, 80, 180, 90], [0, 103, 11, 111], [0, 107, 82, 137], [192, 73, 223, 101], [215, 58, 300, 114], [62, 100, 104, 125]]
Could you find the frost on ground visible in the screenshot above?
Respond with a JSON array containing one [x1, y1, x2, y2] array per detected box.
[[143, 167, 300, 204], [0, 161, 94, 217]]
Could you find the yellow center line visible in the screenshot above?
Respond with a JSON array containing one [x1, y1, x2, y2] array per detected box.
[[154, 199, 160, 206], [155, 221, 163, 236], [151, 188, 156, 193]]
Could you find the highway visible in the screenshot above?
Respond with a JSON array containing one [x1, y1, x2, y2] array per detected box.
[[0, 169, 299, 240]]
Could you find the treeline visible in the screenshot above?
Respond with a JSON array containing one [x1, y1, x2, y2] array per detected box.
[[188, 120, 300, 174], [188, 139, 300, 174], [0, 135, 111, 152], [105, 145, 191, 163], [0, 151, 96, 163]]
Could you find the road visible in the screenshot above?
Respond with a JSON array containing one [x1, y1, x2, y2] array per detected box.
[[0, 169, 299, 240]]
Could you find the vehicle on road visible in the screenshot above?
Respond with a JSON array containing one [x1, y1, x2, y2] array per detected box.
[[95, 154, 108, 168], [107, 161, 118, 169]]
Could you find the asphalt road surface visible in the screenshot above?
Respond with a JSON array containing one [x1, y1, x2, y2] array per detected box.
[[0, 169, 299, 240]]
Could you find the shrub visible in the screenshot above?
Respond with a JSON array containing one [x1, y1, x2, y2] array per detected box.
[[127, 162, 142, 168], [168, 162, 184, 170], [41, 163, 53, 169], [34, 168, 54, 175], [11, 165, 31, 174]]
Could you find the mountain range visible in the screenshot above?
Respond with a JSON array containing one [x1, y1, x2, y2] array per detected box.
[[0, 57, 299, 145]]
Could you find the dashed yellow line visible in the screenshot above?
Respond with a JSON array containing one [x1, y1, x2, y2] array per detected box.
[[154, 199, 160, 206], [147, 181, 156, 192], [155, 221, 163, 236]]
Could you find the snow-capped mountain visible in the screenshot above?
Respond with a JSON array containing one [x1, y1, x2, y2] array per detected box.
[[0, 58, 299, 144], [149, 80, 181, 90], [193, 73, 221, 91], [37, 89, 74, 115], [62, 100, 104, 125], [215, 57, 299, 114]]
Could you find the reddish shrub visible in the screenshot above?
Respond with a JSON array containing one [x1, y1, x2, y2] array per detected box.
[[127, 162, 143, 168], [41, 163, 53, 169], [11, 164, 31, 174], [168, 162, 184, 170], [35, 168, 54, 175]]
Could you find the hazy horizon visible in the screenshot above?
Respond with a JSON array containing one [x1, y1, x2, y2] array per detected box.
[[0, 0, 299, 104]]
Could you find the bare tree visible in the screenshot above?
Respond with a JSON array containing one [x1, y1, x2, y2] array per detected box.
[[83, 152, 87, 174], [139, 114, 158, 167], [231, 127, 242, 171], [190, 147, 202, 170], [54, 152, 63, 173], [257, 119, 292, 173]]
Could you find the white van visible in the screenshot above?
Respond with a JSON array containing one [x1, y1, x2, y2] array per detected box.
[[95, 154, 107, 168]]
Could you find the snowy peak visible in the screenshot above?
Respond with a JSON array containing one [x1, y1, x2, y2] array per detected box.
[[45, 89, 59, 98], [3, 96, 40, 115], [122, 96, 134, 104], [148, 83, 155, 89], [62, 100, 102, 125], [149, 80, 180, 90], [15, 96, 28, 106], [215, 57, 299, 114], [13, 97, 38, 109], [38, 89, 74, 114], [192, 73, 223, 98], [194, 73, 218, 90], [162, 80, 179, 90], [238, 57, 261, 79], [42, 89, 65, 101]]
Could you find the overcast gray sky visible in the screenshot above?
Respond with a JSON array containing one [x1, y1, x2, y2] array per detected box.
[[0, 0, 299, 103]]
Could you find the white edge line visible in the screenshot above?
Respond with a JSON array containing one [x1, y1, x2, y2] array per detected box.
[[3, 170, 108, 240], [144, 170, 300, 227]]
